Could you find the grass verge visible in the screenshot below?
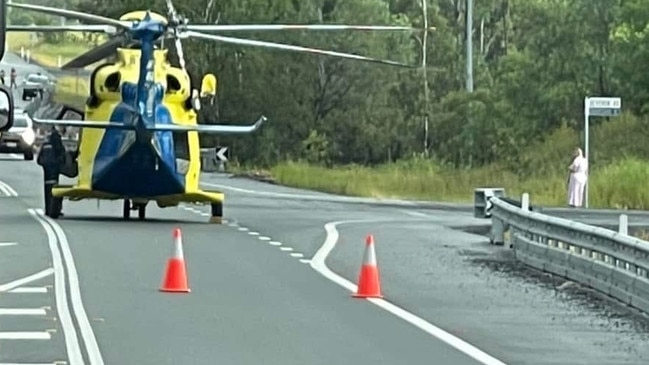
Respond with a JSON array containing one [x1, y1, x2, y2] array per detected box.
[[6, 32, 100, 69], [53, 75, 89, 109], [264, 114, 649, 210], [269, 157, 649, 209]]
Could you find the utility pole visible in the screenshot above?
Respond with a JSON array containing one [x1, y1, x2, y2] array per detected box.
[[421, 0, 429, 156], [466, 0, 473, 92], [465, 0, 474, 166]]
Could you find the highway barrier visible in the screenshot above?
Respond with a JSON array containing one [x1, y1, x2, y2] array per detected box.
[[476, 188, 649, 314]]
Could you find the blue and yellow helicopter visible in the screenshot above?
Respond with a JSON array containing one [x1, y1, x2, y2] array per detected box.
[[8, 1, 421, 221]]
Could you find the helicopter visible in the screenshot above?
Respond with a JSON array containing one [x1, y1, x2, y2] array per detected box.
[[6, 1, 425, 221]]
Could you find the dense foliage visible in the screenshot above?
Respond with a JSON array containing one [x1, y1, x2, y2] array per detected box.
[[12, 0, 649, 174]]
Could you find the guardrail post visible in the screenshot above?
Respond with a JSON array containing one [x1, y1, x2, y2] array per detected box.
[[619, 214, 628, 235], [200, 148, 218, 172], [490, 217, 505, 246], [521, 193, 530, 211]]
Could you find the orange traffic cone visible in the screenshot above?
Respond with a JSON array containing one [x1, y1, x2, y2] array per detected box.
[[160, 228, 191, 293], [352, 234, 383, 298]]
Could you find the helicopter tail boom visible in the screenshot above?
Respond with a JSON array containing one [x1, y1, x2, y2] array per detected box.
[[32, 116, 267, 134]]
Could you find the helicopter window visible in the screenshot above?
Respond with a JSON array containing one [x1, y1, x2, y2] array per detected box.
[[172, 131, 190, 160], [105, 72, 121, 92], [166, 75, 181, 93]]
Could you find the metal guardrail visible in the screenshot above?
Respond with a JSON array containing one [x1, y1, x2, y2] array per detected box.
[[480, 189, 649, 314]]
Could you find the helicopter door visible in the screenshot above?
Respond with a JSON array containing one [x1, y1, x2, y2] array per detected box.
[[173, 131, 190, 175]]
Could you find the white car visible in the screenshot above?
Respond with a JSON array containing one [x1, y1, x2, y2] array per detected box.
[[0, 111, 35, 160]]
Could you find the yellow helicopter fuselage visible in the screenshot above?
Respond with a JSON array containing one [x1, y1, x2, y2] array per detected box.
[[53, 47, 222, 210]]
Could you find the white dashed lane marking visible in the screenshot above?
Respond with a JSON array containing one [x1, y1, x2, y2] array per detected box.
[[176, 206, 309, 264], [0, 331, 52, 340], [0, 308, 47, 315], [9, 286, 49, 294]]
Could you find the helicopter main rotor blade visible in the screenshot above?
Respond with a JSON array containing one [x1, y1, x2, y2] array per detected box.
[[6, 3, 131, 29], [185, 24, 432, 32], [183, 31, 417, 68], [165, 0, 187, 72], [7, 24, 118, 33], [62, 35, 132, 69]]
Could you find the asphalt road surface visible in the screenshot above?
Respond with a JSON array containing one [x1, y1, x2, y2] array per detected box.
[[1, 157, 649, 365], [2, 52, 649, 365]]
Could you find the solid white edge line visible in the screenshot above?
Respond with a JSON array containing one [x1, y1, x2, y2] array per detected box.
[[0, 183, 9, 196], [0, 268, 54, 293], [0, 331, 51, 340], [310, 219, 509, 365], [0, 180, 18, 196], [28, 209, 84, 365], [0, 308, 47, 315], [201, 181, 420, 207], [38, 210, 105, 365]]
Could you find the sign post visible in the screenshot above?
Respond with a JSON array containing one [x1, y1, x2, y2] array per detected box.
[[583, 96, 621, 208]]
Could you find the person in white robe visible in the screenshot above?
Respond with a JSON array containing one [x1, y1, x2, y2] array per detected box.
[[567, 147, 588, 207]]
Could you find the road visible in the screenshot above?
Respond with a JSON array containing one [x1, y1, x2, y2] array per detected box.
[[2, 53, 649, 364], [2, 156, 649, 364]]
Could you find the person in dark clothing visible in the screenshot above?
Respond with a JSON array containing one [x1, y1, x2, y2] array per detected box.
[[9, 68, 17, 89], [37, 126, 67, 217]]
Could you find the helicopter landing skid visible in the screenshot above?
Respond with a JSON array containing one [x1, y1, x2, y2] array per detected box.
[[209, 201, 223, 224]]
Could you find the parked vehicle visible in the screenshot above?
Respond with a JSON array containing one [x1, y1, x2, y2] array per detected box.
[[21, 73, 52, 101], [0, 111, 35, 160]]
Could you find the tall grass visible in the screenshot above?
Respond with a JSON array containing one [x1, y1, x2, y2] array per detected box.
[[271, 158, 649, 208], [270, 114, 649, 209]]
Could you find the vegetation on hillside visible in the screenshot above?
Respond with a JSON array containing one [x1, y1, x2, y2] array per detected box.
[[10, 0, 649, 208]]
